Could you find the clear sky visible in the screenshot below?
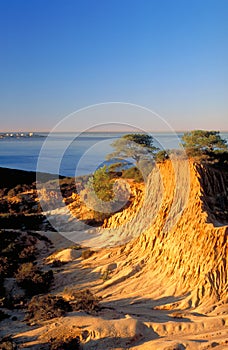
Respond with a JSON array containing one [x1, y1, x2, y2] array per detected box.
[[0, 0, 227, 131]]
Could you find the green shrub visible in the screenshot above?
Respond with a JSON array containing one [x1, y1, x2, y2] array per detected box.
[[84, 166, 117, 222], [108, 161, 125, 172], [181, 130, 228, 160], [122, 166, 144, 182], [155, 150, 170, 163], [88, 166, 114, 201]]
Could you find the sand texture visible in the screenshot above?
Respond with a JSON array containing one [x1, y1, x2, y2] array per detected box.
[[0, 160, 227, 349]]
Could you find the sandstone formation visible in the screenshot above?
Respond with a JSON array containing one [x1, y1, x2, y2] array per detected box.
[[0, 161, 227, 349]]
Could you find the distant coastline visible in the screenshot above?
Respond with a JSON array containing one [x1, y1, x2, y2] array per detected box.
[[0, 132, 45, 139]]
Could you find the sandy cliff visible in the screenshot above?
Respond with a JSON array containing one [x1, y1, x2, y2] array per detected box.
[[100, 160, 227, 310], [0, 161, 227, 349], [44, 159, 227, 349]]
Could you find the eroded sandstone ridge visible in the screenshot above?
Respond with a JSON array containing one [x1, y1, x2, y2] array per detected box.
[[101, 160, 227, 310], [0, 161, 227, 349]]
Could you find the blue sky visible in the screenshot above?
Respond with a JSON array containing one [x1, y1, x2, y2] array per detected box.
[[0, 0, 227, 131]]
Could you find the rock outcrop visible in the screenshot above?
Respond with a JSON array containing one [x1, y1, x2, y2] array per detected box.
[[91, 160, 227, 311]]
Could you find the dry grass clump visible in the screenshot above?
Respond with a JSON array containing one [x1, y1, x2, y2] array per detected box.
[[69, 244, 82, 250], [26, 294, 72, 323], [15, 262, 53, 296], [51, 259, 67, 268], [0, 336, 17, 349], [0, 230, 37, 278], [18, 245, 37, 261], [81, 249, 94, 259], [0, 230, 41, 308], [49, 336, 80, 350], [66, 288, 101, 313]]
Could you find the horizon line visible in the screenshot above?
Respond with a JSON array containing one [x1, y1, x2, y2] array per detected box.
[[1, 129, 228, 134]]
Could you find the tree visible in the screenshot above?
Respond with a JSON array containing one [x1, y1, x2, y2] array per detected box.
[[181, 130, 228, 158], [107, 133, 158, 164]]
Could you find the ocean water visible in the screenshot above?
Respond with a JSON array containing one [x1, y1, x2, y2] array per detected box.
[[0, 132, 227, 177]]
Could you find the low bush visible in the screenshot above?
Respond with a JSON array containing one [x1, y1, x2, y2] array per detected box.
[[0, 276, 6, 298], [0, 231, 36, 278], [0, 214, 53, 231], [26, 294, 72, 323], [122, 166, 144, 182], [155, 150, 170, 163], [69, 244, 81, 250], [15, 262, 54, 296], [101, 269, 111, 282], [18, 245, 37, 262], [50, 336, 80, 350], [81, 249, 94, 259], [0, 200, 9, 214], [0, 310, 10, 322], [7, 185, 25, 197], [51, 260, 67, 268], [68, 289, 100, 313], [0, 256, 13, 278], [0, 337, 17, 349], [0, 230, 18, 252]]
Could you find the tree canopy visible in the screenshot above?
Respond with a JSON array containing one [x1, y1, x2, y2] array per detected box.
[[107, 133, 158, 164], [181, 130, 228, 158]]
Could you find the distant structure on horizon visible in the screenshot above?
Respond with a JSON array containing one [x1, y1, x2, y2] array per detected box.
[[0, 132, 44, 139]]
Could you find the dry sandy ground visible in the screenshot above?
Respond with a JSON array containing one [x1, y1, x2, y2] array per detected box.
[[1, 161, 227, 349], [0, 231, 227, 350]]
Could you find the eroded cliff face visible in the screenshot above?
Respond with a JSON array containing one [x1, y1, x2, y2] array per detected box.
[[0, 164, 227, 349], [1, 162, 226, 311], [94, 160, 227, 311], [102, 181, 144, 229], [196, 163, 228, 224]]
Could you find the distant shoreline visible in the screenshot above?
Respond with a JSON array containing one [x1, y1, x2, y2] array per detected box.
[[0, 132, 46, 140], [1, 130, 228, 134]]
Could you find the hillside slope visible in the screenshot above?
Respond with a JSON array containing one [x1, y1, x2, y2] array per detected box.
[[37, 159, 227, 349], [0, 161, 227, 349]]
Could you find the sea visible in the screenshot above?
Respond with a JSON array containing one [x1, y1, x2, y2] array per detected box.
[[0, 132, 228, 177]]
